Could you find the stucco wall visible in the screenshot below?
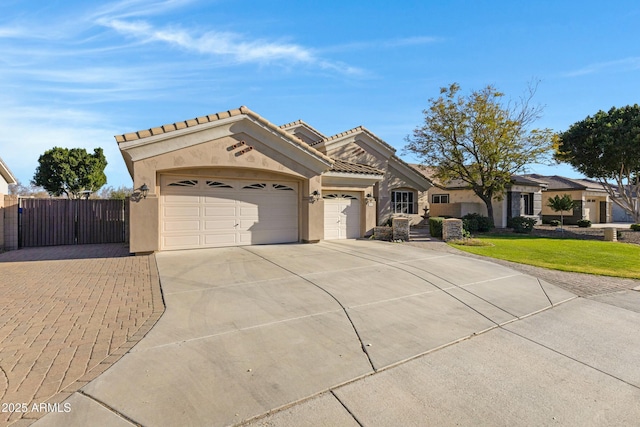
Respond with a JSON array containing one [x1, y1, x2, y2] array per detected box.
[[2, 195, 18, 250], [541, 189, 610, 224], [126, 132, 325, 253]]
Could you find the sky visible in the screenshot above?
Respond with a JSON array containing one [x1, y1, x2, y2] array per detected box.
[[1, 0, 639, 190]]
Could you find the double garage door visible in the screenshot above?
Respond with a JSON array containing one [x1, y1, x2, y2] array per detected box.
[[161, 176, 298, 250]]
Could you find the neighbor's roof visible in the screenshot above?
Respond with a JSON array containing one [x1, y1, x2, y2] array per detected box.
[[330, 159, 384, 175], [523, 174, 607, 191], [0, 155, 17, 185], [114, 106, 334, 164], [411, 164, 547, 190]]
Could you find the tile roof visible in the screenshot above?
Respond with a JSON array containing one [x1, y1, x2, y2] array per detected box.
[[114, 106, 333, 164], [410, 164, 546, 189], [317, 126, 396, 153], [523, 174, 607, 191], [279, 120, 326, 140], [329, 159, 384, 175]]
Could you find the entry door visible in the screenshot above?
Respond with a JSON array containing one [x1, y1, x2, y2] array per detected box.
[[599, 201, 607, 223], [323, 193, 360, 240]]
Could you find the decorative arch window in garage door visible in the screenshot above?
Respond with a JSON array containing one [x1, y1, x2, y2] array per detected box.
[[323, 193, 360, 240], [161, 176, 299, 250]]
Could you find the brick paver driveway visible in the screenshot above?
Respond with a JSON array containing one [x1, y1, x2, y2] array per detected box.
[[0, 244, 164, 426]]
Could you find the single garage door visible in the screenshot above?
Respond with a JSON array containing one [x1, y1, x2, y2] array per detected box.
[[324, 193, 361, 240], [161, 176, 298, 250]]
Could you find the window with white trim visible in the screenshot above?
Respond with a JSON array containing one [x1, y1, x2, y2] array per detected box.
[[392, 190, 415, 214], [431, 194, 449, 204]]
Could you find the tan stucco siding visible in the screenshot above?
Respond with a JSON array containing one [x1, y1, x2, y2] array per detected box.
[[125, 132, 330, 253], [131, 134, 320, 196]]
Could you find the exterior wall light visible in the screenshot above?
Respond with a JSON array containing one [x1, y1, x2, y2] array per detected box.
[[309, 190, 321, 203], [140, 183, 149, 199], [365, 193, 375, 205]]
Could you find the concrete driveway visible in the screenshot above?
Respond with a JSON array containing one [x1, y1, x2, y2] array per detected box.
[[35, 240, 640, 426]]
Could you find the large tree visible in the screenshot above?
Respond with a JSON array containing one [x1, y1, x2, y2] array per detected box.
[[32, 147, 107, 198], [555, 105, 640, 222], [405, 83, 554, 223]]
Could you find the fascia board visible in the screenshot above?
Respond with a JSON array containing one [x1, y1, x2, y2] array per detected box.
[[118, 115, 332, 175], [322, 171, 384, 187]]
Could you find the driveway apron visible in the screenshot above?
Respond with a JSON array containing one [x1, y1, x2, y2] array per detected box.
[[34, 240, 577, 426]]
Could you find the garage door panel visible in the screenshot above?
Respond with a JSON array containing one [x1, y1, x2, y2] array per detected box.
[[163, 220, 201, 232], [164, 206, 201, 217], [203, 233, 239, 246], [163, 235, 202, 249], [164, 194, 200, 203], [204, 219, 238, 230], [203, 206, 237, 217]]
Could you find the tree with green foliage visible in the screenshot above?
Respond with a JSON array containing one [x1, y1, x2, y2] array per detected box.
[[405, 83, 554, 224], [547, 194, 575, 230], [96, 185, 133, 199], [555, 105, 640, 222], [32, 147, 107, 198]]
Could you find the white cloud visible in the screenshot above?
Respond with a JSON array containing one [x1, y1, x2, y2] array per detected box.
[[564, 57, 640, 77], [98, 18, 362, 74]]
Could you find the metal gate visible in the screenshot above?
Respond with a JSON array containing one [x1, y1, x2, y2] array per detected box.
[[18, 198, 128, 247]]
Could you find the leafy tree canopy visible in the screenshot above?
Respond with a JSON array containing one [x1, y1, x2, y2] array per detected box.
[[405, 83, 554, 222], [32, 147, 107, 198], [555, 105, 640, 221]]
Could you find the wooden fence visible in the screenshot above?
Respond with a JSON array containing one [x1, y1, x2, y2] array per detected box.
[[19, 198, 128, 247]]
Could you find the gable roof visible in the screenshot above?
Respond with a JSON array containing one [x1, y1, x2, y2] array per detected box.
[[523, 174, 607, 192], [114, 106, 334, 166], [279, 120, 326, 142], [319, 126, 396, 153], [0, 156, 16, 185]]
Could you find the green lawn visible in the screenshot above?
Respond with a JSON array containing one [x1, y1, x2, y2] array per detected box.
[[450, 234, 640, 279]]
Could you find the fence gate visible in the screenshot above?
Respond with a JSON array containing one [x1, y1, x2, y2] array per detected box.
[[19, 198, 128, 247]]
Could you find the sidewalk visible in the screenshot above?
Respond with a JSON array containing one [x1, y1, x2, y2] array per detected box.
[[0, 244, 164, 426]]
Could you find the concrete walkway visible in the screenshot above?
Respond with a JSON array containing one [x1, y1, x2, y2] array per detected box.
[[32, 239, 640, 426], [0, 244, 164, 426]]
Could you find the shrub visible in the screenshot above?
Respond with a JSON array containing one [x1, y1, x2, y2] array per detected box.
[[549, 219, 561, 227], [461, 213, 493, 232], [508, 216, 537, 234], [577, 219, 592, 228], [630, 223, 640, 231], [429, 217, 444, 238]]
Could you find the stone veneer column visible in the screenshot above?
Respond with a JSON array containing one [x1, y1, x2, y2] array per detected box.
[[442, 218, 463, 241], [392, 217, 410, 241]]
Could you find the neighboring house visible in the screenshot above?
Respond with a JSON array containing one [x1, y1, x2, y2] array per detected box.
[[0, 156, 18, 250], [116, 107, 431, 254], [412, 166, 546, 228], [609, 185, 637, 223], [0, 156, 16, 195], [523, 174, 612, 224]]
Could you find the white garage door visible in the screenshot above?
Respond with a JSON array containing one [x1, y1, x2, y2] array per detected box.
[[324, 193, 361, 240], [161, 176, 298, 250]]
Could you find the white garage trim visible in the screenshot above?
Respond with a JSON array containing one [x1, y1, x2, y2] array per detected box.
[[161, 176, 298, 250], [323, 192, 361, 240]]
